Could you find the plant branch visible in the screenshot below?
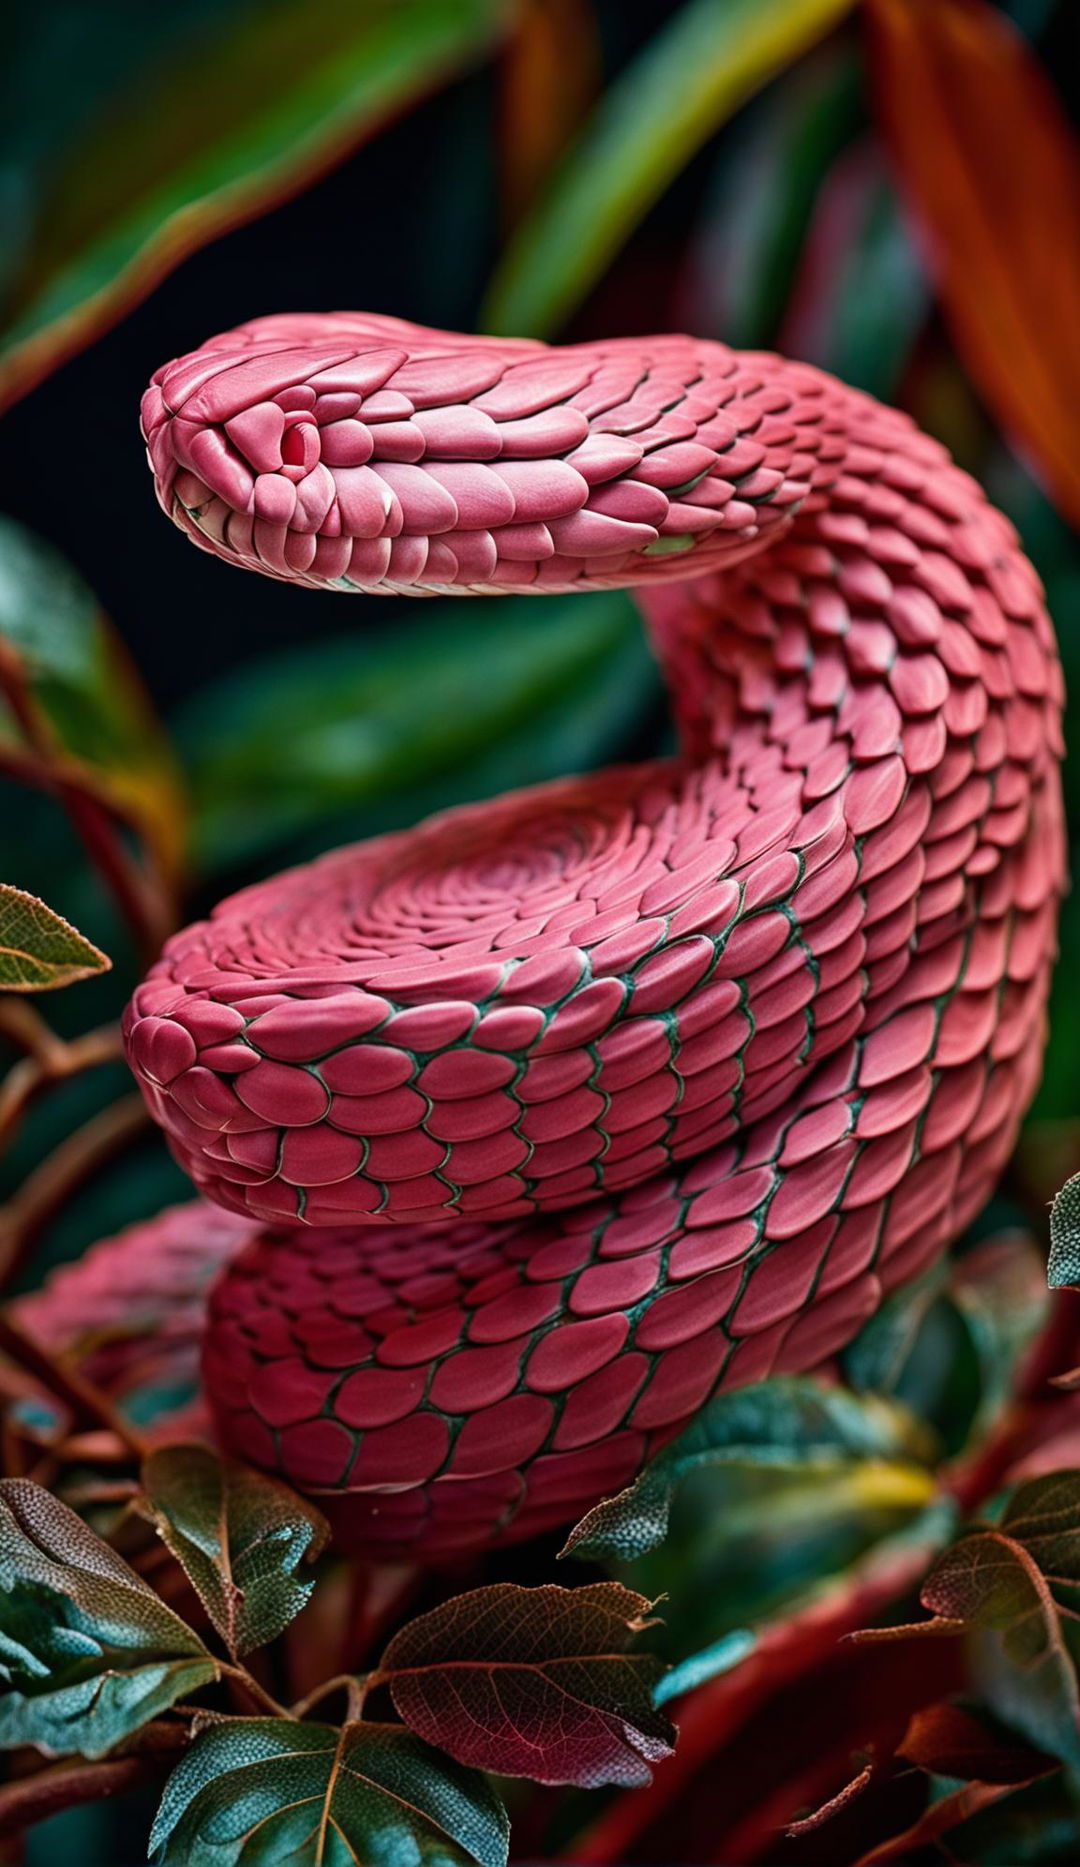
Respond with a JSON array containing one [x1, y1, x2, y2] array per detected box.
[[0, 1090, 149, 1287], [0, 639, 174, 961], [0, 1719, 190, 1838], [0, 1309, 146, 1461], [0, 1755, 160, 1838], [221, 1662, 294, 1721], [0, 1018, 125, 1148]]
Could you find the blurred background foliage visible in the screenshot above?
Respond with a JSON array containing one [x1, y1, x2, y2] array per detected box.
[[1, 1, 1079, 1861]]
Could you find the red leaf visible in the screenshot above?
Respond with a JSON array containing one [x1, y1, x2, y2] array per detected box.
[[865, 0, 1080, 525], [377, 1581, 676, 1787], [898, 1700, 1057, 1784], [853, 1779, 1023, 1867]]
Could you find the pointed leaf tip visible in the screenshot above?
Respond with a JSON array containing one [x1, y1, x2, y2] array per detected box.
[[0, 884, 110, 991]]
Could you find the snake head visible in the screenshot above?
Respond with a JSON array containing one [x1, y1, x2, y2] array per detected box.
[[141, 311, 819, 595]]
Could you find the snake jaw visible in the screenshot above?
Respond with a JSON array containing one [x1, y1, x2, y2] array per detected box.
[[141, 311, 813, 596]]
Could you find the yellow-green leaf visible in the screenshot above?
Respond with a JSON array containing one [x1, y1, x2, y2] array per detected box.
[[0, 883, 110, 991], [0, 0, 512, 410], [483, 0, 857, 336]]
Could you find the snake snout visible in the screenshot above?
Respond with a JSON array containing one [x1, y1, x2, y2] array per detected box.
[[142, 311, 809, 597]]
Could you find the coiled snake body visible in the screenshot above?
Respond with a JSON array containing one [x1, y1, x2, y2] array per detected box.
[[127, 313, 1065, 1556]]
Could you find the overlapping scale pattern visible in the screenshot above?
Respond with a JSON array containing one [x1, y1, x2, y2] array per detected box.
[[141, 312, 825, 594], [129, 314, 1066, 1556]]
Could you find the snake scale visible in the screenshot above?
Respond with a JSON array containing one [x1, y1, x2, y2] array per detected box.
[[123, 312, 1064, 1556]]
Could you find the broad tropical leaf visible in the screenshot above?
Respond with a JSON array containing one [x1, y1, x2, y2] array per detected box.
[[483, 0, 858, 335], [178, 591, 658, 876], [140, 1444, 329, 1659], [865, 0, 1080, 526], [0, 0, 511, 409], [378, 1581, 675, 1787], [150, 1717, 509, 1867], [0, 884, 109, 991], [0, 1479, 216, 1758]]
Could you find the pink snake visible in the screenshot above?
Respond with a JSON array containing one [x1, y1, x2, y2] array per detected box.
[[125, 312, 1064, 1557]]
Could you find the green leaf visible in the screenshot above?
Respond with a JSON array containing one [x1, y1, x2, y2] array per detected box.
[[177, 590, 659, 877], [150, 1717, 509, 1867], [483, 0, 858, 336], [140, 1445, 329, 1660], [0, 883, 110, 991], [1001, 1473, 1080, 1595], [562, 1377, 933, 1563], [687, 44, 862, 347], [846, 1233, 1050, 1455], [0, 514, 185, 882], [0, 0, 511, 408], [0, 1478, 216, 1758], [378, 1581, 675, 1787], [1048, 1171, 1080, 1287]]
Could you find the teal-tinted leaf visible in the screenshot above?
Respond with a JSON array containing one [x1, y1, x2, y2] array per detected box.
[[0, 884, 109, 991], [150, 1717, 509, 1867], [1048, 1172, 1080, 1287], [563, 1377, 933, 1562], [0, 1478, 216, 1758], [653, 1627, 756, 1705], [0, 0, 511, 408], [0, 514, 185, 883], [177, 591, 659, 878], [379, 1582, 675, 1787], [483, 0, 858, 336], [141, 1444, 329, 1660]]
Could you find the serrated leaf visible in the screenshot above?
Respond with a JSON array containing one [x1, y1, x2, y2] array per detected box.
[[378, 1582, 675, 1787], [150, 1717, 509, 1867], [484, 0, 857, 336], [178, 591, 659, 878], [141, 1445, 329, 1660], [0, 514, 185, 882], [1048, 1172, 1080, 1288], [866, 1529, 1080, 1774], [1001, 1473, 1080, 1593], [0, 0, 510, 409], [0, 1478, 216, 1758], [0, 884, 110, 991], [563, 1377, 932, 1562], [865, 0, 1080, 528]]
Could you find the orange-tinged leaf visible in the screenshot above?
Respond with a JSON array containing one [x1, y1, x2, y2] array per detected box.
[[500, 0, 600, 221], [865, 0, 1080, 525]]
